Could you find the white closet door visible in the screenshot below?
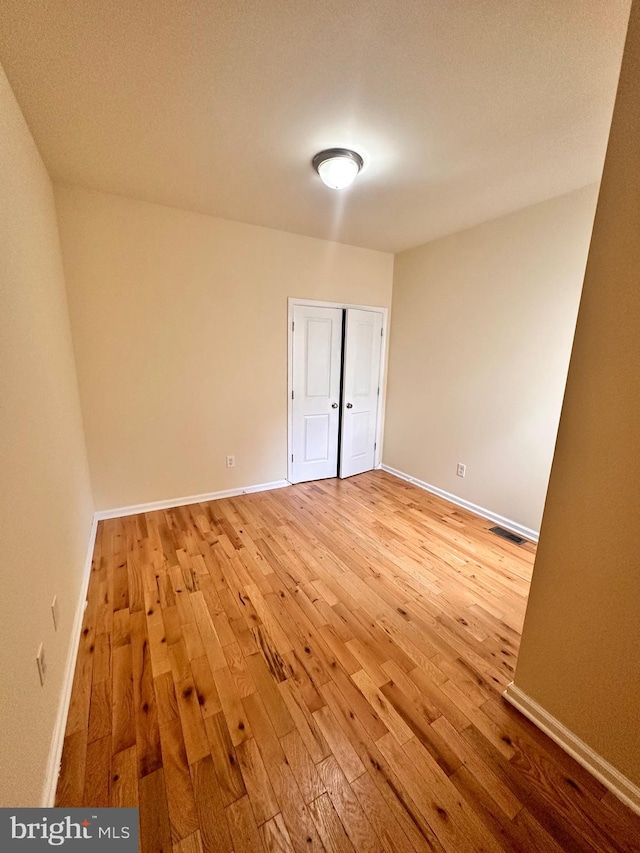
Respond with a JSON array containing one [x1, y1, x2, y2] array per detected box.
[[290, 305, 343, 483], [339, 309, 383, 478]]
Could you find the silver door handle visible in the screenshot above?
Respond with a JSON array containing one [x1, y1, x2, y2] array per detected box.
[[346, 403, 353, 408], [331, 403, 338, 409]]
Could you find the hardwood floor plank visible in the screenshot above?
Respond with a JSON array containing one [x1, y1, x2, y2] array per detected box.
[[431, 714, 522, 818], [377, 732, 502, 853], [308, 792, 356, 853], [351, 670, 413, 746], [511, 807, 570, 853], [280, 728, 326, 804], [64, 611, 95, 737], [316, 755, 383, 852], [350, 770, 417, 853], [131, 610, 163, 778], [139, 768, 172, 853], [92, 630, 112, 684], [174, 672, 210, 765], [226, 795, 266, 853], [112, 642, 136, 754], [213, 665, 253, 746], [158, 717, 200, 843], [168, 637, 191, 684], [224, 640, 259, 698], [189, 654, 222, 718], [261, 813, 296, 853], [55, 730, 87, 807], [88, 675, 112, 744], [155, 671, 179, 726], [379, 679, 461, 775], [110, 745, 138, 808], [203, 711, 247, 806], [82, 734, 111, 806], [190, 754, 234, 853], [242, 691, 326, 853], [278, 680, 332, 764], [449, 764, 555, 853], [313, 704, 366, 783], [236, 737, 280, 826], [364, 764, 447, 853], [56, 473, 640, 853], [246, 652, 296, 736], [325, 666, 389, 742], [173, 830, 203, 853]]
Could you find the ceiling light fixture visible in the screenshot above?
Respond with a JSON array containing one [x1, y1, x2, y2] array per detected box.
[[312, 148, 364, 189]]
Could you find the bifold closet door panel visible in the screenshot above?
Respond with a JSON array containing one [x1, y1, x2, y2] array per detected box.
[[339, 308, 383, 479], [290, 305, 343, 483]]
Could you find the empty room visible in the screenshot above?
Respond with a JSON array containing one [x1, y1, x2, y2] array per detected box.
[[1, 1, 639, 851]]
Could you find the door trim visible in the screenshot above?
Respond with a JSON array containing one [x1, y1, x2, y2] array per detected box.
[[287, 297, 389, 484]]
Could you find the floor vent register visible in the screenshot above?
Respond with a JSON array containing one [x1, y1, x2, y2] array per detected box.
[[489, 525, 528, 546]]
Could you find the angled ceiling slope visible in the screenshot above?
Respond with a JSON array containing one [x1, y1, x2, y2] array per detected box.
[[0, 0, 631, 252]]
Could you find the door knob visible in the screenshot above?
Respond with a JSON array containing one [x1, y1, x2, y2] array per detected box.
[[331, 403, 338, 409], [346, 403, 353, 408]]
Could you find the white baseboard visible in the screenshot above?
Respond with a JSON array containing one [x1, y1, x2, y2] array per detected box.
[[42, 514, 99, 807], [504, 682, 640, 815], [380, 464, 539, 543], [95, 479, 290, 520]]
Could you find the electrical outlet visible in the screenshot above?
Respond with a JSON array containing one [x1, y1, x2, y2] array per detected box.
[[36, 642, 47, 686], [51, 595, 59, 631], [226, 455, 236, 468], [457, 462, 466, 478]]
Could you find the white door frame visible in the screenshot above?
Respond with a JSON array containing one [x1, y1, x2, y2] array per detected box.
[[287, 297, 389, 484]]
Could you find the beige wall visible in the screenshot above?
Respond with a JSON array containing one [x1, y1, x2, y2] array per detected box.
[[55, 185, 393, 511], [0, 67, 94, 804], [383, 185, 599, 533], [514, 0, 640, 787]]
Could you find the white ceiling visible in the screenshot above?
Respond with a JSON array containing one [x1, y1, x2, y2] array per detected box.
[[0, 1, 631, 253]]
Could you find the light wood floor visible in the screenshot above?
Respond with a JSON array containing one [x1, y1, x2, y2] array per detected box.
[[56, 471, 640, 852]]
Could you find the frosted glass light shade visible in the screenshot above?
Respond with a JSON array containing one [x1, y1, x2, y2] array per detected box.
[[313, 149, 363, 189]]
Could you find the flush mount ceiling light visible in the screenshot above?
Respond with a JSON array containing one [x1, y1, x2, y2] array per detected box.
[[312, 148, 364, 189]]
